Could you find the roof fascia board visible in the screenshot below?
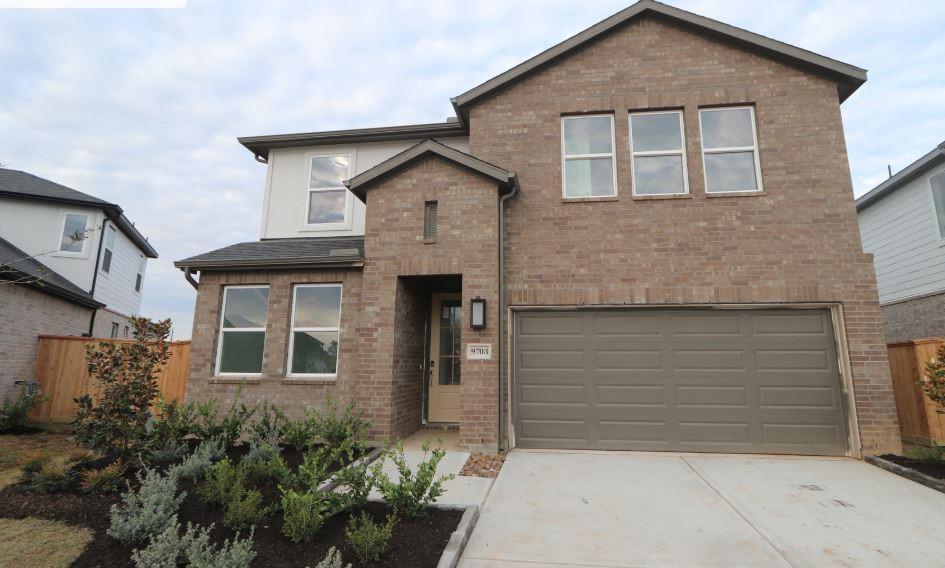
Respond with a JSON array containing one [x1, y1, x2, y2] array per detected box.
[[238, 121, 468, 155], [856, 144, 945, 211], [0, 270, 104, 308], [173, 258, 364, 271]]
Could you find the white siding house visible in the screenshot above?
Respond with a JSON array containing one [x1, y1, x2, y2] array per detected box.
[[856, 142, 945, 341]]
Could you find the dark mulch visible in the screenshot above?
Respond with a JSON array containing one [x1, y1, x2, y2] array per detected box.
[[0, 443, 460, 567], [880, 454, 945, 480]]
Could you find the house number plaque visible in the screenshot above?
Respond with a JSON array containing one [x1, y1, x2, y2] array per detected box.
[[466, 343, 493, 360]]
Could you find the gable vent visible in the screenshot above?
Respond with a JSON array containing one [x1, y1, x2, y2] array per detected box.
[[424, 201, 438, 240]]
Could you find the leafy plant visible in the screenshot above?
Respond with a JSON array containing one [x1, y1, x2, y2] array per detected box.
[[0, 382, 48, 434], [279, 489, 340, 543], [149, 437, 189, 465], [187, 391, 255, 446], [131, 520, 187, 568], [80, 461, 126, 494], [197, 459, 243, 508], [29, 460, 76, 493], [19, 451, 50, 477], [223, 487, 266, 531], [334, 457, 380, 509], [281, 413, 319, 451], [311, 399, 369, 461], [72, 318, 171, 461], [247, 401, 288, 447], [151, 397, 199, 445], [375, 442, 454, 518], [132, 520, 255, 568], [914, 441, 945, 465], [108, 467, 185, 544], [345, 512, 397, 563], [172, 437, 225, 481], [314, 547, 351, 568], [242, 442, 290, 485], [294, 445, 341, 491], [920, 345, 945, 412]]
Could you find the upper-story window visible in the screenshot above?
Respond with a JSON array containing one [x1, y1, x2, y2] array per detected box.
[[307, 155, 351, 226], [217, 285, 270, 375], [699, 106, 763, 193], [561, 115, 617, 198], [101, 225, 117, 273], [59, 212, 89, 254], [134, 254, 145, 292], [629, 110, 689, 196], [288, 284, 342, 377], [930, 170, 945, 238]]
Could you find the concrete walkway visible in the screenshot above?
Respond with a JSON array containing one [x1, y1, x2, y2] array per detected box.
[[368, 447, 494, 508], [460, 451, 945, 567]]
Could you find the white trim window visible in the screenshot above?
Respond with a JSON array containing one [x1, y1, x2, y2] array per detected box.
[[629, 110, 689, 196], [58, 212, 89, 254], [110, 322, 119, 339], [307, 155, 352, 227], [287, 284, 342, 377], [699, 106, 763, 193], [101, 225, 117, 273], [134, 254, 145, 292], [561, 115, 618, 198], [930, 169, 945, 238], [216, 285, 270, 375]]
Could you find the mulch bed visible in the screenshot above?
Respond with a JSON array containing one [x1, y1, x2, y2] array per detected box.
[[0, 443, 461, 567], [460, 452, 506, 478], [880, 454, 945, 480]]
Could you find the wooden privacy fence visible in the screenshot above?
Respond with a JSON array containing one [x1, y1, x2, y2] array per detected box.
[[30, 335, 191, 422], [887, 338, 945, 445]]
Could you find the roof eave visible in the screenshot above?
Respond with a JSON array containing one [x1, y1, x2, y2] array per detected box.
[[856, 144, 945, 211], [0, 270, 104, 309], [173, 257, 364, 272]]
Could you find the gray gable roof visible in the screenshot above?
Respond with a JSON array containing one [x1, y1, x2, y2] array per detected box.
[[0, 235, 103, 308], [0, 168, 158, 258], [345, 139, 518, 201], [174, 236, 364, 271], [856, 142, 945, 212]]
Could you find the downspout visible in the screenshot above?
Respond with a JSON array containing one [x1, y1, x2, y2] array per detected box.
[[87, 218, 108, 336], [183, 268, 199, 290], [497, 174, 520, 451]]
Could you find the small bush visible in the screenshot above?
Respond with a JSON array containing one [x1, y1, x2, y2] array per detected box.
[[242, 443, 290, 485], [185, 392, 255, 446], [29, 460, 75, 494], [0, 383, 47, 434], [345, 512, 396, 563], [293, 445, 340, 491], [149, 437, 189, 465], [19, 451, 50, 477], [334, 458, 379, 509], [312, 399, 369, 461], [920, 345, 945, 411], [914, 441, 945, 464], [247, 402, 288, 447], [279, 489, 340, 543], [172, 437, 225, 481], [80, 461, 126, 494], [198, 459, 244, 507], [375, 442, 454, 518], [151, 397, 199, 444], [223, 487, 266, 531], [132, 521, 255, 568], [314, 547, 351, 568], [281, 414, 318, 451], [108, 467, 185, 544], [131, 519, 187, 568]]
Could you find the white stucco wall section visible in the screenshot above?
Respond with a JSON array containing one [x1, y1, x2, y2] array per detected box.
[[0, 200, 103, 291], [260, 137, 470, 239], [93, 221, 145, 317], [858, 163, 945, 304]]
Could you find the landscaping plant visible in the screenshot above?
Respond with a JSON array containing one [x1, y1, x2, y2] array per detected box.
[[131, 520, 256, 568], [314, 547, 351, 568], [247, 401, 288, 447], [80, 461, 127, 493], [375, 441, 454, 518], [0, 382, 47, 434], [333, 456, 381, 508], [28, 460, 76, 493], [345, 511, 397, 563], [173, 437, 225, 481], [241, 441, 290, 484], [312, 398, 369, 461], [197, 459, 244, 507], [149, 437, 190, 465], [281, 412, 319, 451], [193, 393, 256, 447], [109, 467, 185, 544], [920, 344, 945, 411], [72, 317, 171, 461], [151, 397, 200, 446], [279, 488, 340, 543], [222, 486, 267, 531]]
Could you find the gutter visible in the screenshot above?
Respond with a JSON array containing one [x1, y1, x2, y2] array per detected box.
[[87, 218, 108, 336], [173, 256, 363, 272], [183, 268, 199, 290], [497, 173, 520, 451]]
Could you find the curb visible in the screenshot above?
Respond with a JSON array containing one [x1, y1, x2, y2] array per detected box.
[[317, 446, 385, 493], [865, 455, 945, 494], [436, 504, 480, 568]]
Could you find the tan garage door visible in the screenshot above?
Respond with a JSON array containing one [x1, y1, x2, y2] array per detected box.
[[513, 308, 849, 455]]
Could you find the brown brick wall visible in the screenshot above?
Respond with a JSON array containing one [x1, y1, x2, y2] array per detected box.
[[0, 284, 91, 401], [467, 16, 900, 454], [882, 293, 945, 343], [390, 278, 426, 437], [91, 308, 133, 339], [185, 268, 363, 420]]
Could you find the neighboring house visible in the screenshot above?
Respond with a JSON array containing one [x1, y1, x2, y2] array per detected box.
[[176, 0, 899, 457], [0, 168, 158, 399], [857, 141, 945, 343]]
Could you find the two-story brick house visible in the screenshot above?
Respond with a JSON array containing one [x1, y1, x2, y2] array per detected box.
[[176, 0, 900, 456]]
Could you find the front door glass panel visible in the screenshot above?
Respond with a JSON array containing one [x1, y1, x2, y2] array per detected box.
[[438, 300, 462, 385]]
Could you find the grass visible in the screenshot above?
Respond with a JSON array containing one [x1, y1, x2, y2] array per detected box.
[[0, 517, 93, 568], [0, 430, 80, 490]]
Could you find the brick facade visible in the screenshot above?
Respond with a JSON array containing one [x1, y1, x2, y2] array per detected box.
[[91, 307, 134, 339], [0, 284, 92, 401], [882, 293, 945, 343]]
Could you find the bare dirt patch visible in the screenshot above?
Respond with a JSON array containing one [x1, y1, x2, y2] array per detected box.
[[460, 452, 506, 478]]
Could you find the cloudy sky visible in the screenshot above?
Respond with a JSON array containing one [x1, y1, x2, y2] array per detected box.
[[1, 0, 943, 338]]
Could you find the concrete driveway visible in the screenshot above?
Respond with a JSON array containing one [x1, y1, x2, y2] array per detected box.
[[460, 451, 945, 567]]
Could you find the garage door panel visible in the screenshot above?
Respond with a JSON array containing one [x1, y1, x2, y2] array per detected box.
[[513, 308, 849, 455]]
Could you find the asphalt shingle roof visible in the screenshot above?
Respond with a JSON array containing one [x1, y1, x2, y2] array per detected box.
[[0, 235, 102, 308], [175, 237, 364, 270]]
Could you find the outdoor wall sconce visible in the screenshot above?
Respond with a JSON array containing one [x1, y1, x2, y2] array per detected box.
[[470, 296, 486, 329]]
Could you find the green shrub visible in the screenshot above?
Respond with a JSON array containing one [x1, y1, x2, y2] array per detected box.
[[80, 461, 126, 494], [247, 402, 288, 447], [132, 520, 256, 568], [914, 441, 945, 464], [920, 344, 945, 411], [311, 399, 369, 461], [151, 397, 199, 445], [108, 467, 185, 544], [131, 520, 187, 568], [185, 393, 255, 447], [29, 460, 76, 494], [149, 437, 189, 465], [172, 437, 225, 481], [242, 443, 290, 485], [223, 487, 266, 531], [293, 445, 340, 491], [334, 457, 379, 509], [279, 489, 340, 543], [345, 512, 397, 563], [314, 547, 351, 568], [72, 318, 171, 461], [19, 452, 50, 477], [0, 383, 47, 434], [197, 459, 243, 507], [375, 442, 454, 518], [281, 414, 318, 451]]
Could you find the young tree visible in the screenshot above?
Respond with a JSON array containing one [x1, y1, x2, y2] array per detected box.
[[920, 345, 945, 413], [72, 317, 172, 461]]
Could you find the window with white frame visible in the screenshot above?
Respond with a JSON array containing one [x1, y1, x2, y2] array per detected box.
[[110, 322, 119, 339], [135, 254, 145, 292], [59, 212, 89, 254], [561, 115, 617, 197], [288, 284, 342, 377], [629, 110, 689, 195], [307, 155, 351, 225], [216, 286, 269, 375], [931, 170, 945, 238], [699, 106, 763, 193], [101, 225, 117, 273]]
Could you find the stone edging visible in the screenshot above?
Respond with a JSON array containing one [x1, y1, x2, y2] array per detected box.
[[317, 446, 385, 493], [434, 504, 480, 568], [865, 455, 945, 494]]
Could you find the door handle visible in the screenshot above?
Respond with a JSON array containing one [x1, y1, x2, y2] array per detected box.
[[429, 360, 435, 386]]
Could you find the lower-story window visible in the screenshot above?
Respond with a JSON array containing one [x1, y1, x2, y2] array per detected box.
[[288, 283, 342, 377], [216, 285, 270, 375]]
